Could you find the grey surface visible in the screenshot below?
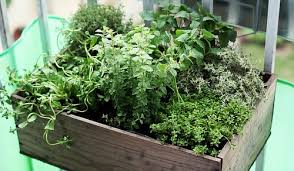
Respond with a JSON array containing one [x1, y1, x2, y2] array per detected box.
[[202, 0, 214, 13], [143, 0, 154, 26], [214, 0, 294, 41], [264, 0, 280, 73], [0, 0, 11, 50], [37, 0, 51, 59]]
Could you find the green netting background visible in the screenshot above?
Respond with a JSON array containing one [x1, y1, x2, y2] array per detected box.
[[0, 16, 66, 171]]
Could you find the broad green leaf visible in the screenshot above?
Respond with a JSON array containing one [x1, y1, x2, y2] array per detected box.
[[175, 29, 186, 37], [219, 30, 237, 47], [174, 11, 190, 19], [157, 63, 167, 72], [157, 19, 166, 29], [202, 29, 215, 41], [176, 33, 189, 42], [170, 5, 180, 14], [190, 21, 200, 29], [194, 39, 205, 52]]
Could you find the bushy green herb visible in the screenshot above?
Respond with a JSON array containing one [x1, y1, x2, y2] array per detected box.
[[151, 93, 250, 156], [91, 26, 179, 130], [64, 4, 132, 57], [178, 44, 265, 107]]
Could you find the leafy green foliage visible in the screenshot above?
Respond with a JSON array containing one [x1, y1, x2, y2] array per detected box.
[[178, 44, 265, 107], [142, 1, 237, 48], [141, 2, 237, 71], [90, 26, 179, 130], [64, 4, 132, 57], [0, 2, 265, 156], [151, 93, 250, 156]]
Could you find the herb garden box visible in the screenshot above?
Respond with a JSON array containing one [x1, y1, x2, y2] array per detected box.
[[13, 74, 276, 171]]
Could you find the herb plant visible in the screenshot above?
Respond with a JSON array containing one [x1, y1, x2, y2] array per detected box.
[[0, 2, 265, 156], [64, 4, 132, 57], [151, 93, 250, 156]]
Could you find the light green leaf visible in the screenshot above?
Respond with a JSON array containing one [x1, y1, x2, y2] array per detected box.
[[160, 86, 167, 95], [169, 68, 177, 77], [90, 36, 98, 48], [209, 48, 223, 55], [27, 113, 37, 123], [157, 64, 167, 72], [202, 29, 214, 41], [190, 21, 200, 29], [176, 33, 189, 42], [175, 29, 186, 37], [141, 65, 153, 72], [18, 121, 28, 129], [157, 20, 166, 29], [190, 49, 204, 59], [175, 11, 190, 19], [203, 16, 214, 22], [45, 120, 55, 131]]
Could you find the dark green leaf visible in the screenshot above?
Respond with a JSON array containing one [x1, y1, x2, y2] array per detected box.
[[219, 30, 237, 47]]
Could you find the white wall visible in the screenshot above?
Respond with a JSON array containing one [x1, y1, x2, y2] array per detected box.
[[99, 0, 144, 24], [1, 0, 144, 51], [7, 0, 37, 34], [47, 0, 85, 19]]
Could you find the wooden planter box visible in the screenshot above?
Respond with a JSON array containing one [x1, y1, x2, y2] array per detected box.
[[13, 75, 276, 171]]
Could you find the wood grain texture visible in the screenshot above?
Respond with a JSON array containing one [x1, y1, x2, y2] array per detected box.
[[218, 75, 276, 171], [16, 111, 221, 171], [15, 75, 276, 171]]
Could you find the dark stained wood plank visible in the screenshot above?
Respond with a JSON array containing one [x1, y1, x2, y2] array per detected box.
[[218, 75, 276, 171], [17, 111, 221, 171]]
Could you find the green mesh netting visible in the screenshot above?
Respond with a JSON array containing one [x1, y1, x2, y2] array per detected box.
[[0, 16, 66, 171]]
